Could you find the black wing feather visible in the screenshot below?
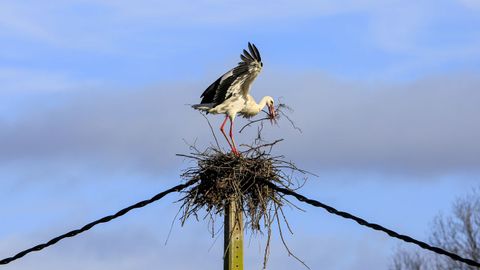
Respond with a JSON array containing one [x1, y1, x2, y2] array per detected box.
[[200, 76, 221, 104], [211, 73, 238, 104], [240, 54, 249, 62], [242, 49, 254, 61], [248, 42, 259, 61], [199, 43, 262, 105], [251, 43, 261, 62], [200, 65, 247, 105]]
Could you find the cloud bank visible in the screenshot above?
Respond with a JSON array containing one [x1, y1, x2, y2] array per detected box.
[[0, 72, 478, 177]]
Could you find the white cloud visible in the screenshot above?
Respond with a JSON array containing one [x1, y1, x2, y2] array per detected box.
[[0, 2, 57, 43], [0, 0, 477, 66], [91, 0, 365, 22], [0, 1, 437, 51], [458, 0, 480, 10], [0, 67, 92, 94], [367, 2, 431, 52]]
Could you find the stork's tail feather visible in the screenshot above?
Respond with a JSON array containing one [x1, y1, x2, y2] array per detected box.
[[192, 103, 215, 112]]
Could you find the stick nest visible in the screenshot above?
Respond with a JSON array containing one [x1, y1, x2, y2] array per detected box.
[[178, 141, 310, 268]]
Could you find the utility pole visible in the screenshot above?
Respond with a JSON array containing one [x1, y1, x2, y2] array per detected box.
[[224, 199, 243, 270]]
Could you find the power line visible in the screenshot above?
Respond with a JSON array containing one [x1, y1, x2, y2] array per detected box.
[[3, 178, 479, 268], [0, 180, 197, 266], [266, 182, 480, 268]]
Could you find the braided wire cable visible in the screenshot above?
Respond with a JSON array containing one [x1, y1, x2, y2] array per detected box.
[[266, 182, 480, 268], [0, 180, 197, 266], [3, 179, 479, 268]]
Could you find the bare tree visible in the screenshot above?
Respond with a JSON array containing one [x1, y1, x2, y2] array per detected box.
[[391, 249, 428, 270], [390, 188, 480, 270]]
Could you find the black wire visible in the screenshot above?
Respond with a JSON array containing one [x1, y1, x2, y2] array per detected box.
[[266, 182, 480, 268], [3, 179, 479, 268], [0, 180, 197, 266]]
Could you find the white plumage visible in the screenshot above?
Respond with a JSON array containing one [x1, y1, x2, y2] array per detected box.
[[192, 42, 275, 155]]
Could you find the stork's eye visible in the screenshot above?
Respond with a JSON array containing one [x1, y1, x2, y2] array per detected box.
[[261, 62, 263, 67]]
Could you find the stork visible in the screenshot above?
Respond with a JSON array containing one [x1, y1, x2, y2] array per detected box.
[[192, 42, 276, 155]]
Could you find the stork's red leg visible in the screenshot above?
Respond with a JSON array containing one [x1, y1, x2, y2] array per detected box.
[[229, 118, 239, 155], [220, 115, 235, 153]]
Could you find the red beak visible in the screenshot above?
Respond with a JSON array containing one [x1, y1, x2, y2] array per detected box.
[[268, 104, 276, 124]]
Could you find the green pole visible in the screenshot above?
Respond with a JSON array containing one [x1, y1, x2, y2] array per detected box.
[[224, 199, 244, 270]]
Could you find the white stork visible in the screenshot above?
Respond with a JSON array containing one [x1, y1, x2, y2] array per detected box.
[[192, 42, 276, 155]]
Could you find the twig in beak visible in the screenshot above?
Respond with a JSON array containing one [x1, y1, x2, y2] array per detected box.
[[239, 101, 299, 134], [268, 104, 277, 124]]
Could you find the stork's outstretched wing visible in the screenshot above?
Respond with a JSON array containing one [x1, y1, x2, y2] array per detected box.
[[200, 42, 263, 105]]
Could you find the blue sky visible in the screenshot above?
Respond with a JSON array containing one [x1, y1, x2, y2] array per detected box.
[[1, 1, 480, 269]]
